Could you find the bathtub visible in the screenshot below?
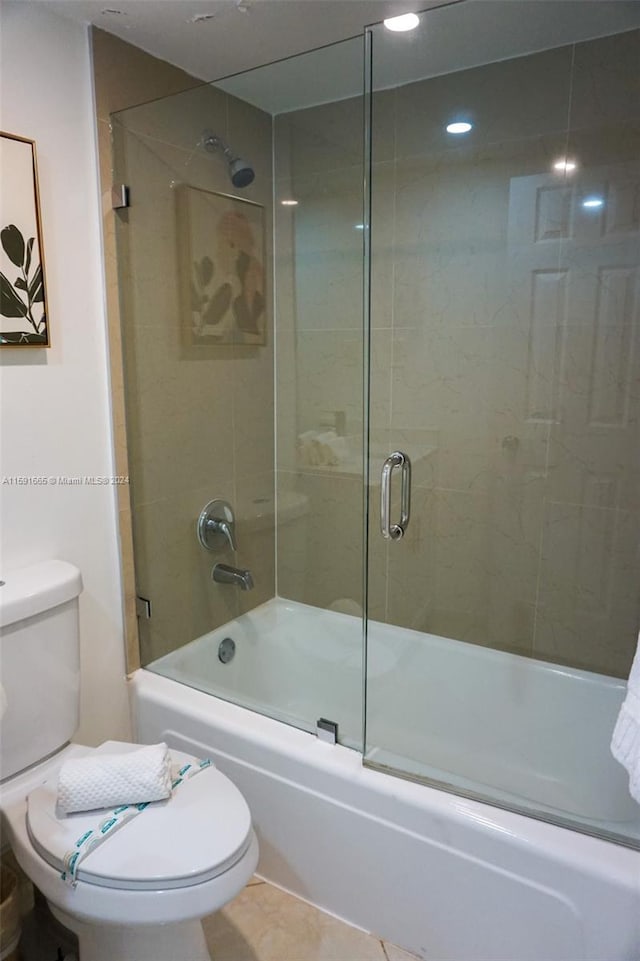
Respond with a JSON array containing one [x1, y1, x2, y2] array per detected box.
[[131, 599, 640, 961]]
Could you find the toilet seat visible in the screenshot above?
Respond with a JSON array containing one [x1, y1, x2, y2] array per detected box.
[[26, 746, 252, 891]]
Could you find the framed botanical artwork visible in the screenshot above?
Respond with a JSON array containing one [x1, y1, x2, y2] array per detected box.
[[0, 132, 49, 347], [176, 184, 266, 346]]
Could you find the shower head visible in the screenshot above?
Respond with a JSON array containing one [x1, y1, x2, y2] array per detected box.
[[202, 130, 255, 188], [228, 156, 255, 189]]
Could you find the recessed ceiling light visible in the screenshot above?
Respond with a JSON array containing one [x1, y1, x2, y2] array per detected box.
[[190, 12, 216, 22], [281, 199, 298, 206], [101, 8, 127, 15], [383, 13, 420, 32], [354, 224, 365, 230], [446, 121, 473, 134], [582, 196, 604, 209], [553, 158, 577, 173]]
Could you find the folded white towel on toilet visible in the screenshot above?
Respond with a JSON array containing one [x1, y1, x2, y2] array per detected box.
[[57, 742, 172, 815], [611, 638, 640, 805]]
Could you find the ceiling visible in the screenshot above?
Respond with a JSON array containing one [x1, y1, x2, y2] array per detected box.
[[33, 0, 639, 114], [217, 0, 640, 113], [32, 0, 429, 82]]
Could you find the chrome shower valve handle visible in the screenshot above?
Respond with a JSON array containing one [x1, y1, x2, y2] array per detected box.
[[197, 499, 237, 552]]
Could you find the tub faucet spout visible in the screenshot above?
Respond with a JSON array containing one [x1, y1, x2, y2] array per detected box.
[[212, 563, 254, 591]]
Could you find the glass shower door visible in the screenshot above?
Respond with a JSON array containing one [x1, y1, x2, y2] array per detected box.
[[364, 1, 640, 847], [112, 37, 367, 749]]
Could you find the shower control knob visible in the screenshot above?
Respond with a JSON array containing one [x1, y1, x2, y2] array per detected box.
[[197, 499, 237, 552]]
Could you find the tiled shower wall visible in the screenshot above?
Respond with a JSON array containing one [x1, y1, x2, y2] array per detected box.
[[95, 32, 275, 666], [275, 29, 640, 678], [93, 29, 203, 671], [275, 89, 366, 614]]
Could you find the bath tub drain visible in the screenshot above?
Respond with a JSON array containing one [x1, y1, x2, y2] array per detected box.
[[218, 637, 236, 664]]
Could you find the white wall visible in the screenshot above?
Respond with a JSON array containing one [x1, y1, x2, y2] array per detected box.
[[0, 2, 131, 745]]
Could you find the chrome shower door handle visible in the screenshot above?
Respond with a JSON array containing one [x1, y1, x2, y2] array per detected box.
[[399, 452, 411, 534], [380, 451, 411, 540]]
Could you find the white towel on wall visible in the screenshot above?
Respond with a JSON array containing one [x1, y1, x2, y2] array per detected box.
[[57, 742, 172, 815], [611, 639, 640, 805]]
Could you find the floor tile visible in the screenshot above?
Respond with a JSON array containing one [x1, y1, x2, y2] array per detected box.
[[203, 880, 388, 961], [383, 942, 421, 961]]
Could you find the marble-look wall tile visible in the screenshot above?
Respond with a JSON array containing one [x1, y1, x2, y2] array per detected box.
[[290, 167, 363, 334], [370, 161, 395, 330], [392, 45, 573, 160], [484, 473, 545, 657], [366, 28, 640, 680], [235, 471, 276, 616], [124, 325, 237, 509], [385, 486, 436, 633], [279, 95, 363, 177], [227, 90, 273, 178], [371, 88, 397, 166], [133, 487, 239, 663], [103, 47, 275, 667], [485, 325, 552, 478], [296, 329, 363, 437], [277, 469, 364, 613], [429, 489, 491, 644], [367, 522, 389, 626], [92, 28, 199, 121], [232, 341, 275, 481], [113, 83, 228, 168], [390, 326, 493, 494], [275, 324, 298, 473], [569, 29, 640, 133], [273, 181, 297, 329], [275, 472, 312, 604], [535, 502, 639, 676], [92, 28, 202, 672], [546, 311, 640, 511], [274, 91, 366, 621], [369, 328, 392, 436], [274, 28, 639, 688]]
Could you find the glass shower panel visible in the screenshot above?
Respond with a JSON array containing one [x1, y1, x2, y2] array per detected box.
[[364, 2, 640, 847], [112, 81, 275, 666], [270, 36, 366, 748], [112, 37, 366, 747]]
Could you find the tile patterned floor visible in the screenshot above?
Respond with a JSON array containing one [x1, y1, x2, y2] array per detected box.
[[202, 877, 420, 961]]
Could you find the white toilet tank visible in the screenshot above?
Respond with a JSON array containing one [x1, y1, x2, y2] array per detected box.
[[0, 560, 83, 781]]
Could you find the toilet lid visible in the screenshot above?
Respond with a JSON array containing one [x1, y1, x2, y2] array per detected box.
[[26, 746, 252, 891]]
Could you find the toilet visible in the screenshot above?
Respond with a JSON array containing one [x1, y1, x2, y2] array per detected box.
[[0, 560, 258, 961]]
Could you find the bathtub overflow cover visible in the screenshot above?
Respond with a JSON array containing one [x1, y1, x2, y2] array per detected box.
[[218, 637, 236, 664]]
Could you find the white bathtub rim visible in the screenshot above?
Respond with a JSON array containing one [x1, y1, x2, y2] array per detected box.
[[130, 669, 640, 887], [149, 596, 633, 827]]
